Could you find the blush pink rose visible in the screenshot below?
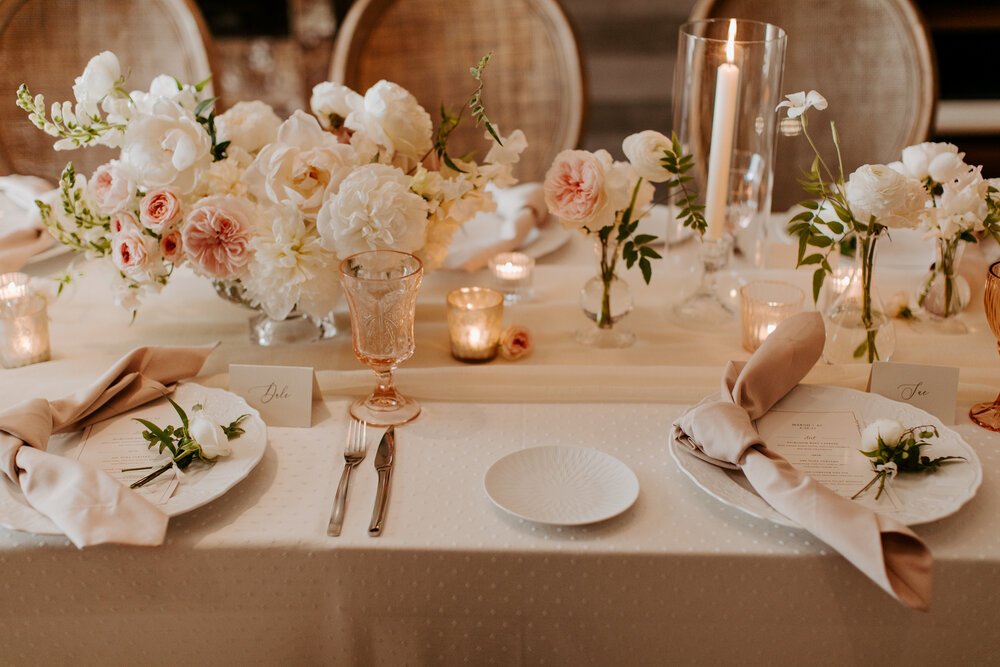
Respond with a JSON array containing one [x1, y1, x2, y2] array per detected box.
[[499, 325, 532, 361], [89, 162, 137, 214], [110, 209, 141, 235], [159, 228, 184, 264], [139, 187, 183, 232], [181, 195, 253, 279], [111, 229, 151, 276], [543, 150, 608, 229]]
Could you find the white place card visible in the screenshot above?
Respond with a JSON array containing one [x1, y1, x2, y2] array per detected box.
[[229, 363, 315, 427], [867, 361, 959, 424]]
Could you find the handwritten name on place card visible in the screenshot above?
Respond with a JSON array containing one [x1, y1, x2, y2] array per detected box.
[[868, 361, 959, 424], [229, 363, 314, 427]]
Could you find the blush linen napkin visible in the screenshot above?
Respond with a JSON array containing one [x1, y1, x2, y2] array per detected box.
[[671, 312, 933, 611], [0, 344, 215, 548], [0, 175, 57, 273]]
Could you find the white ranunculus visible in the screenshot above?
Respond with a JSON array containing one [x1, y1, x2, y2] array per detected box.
[[317, 162, 429, 258], [216, 101, 282, 154], [860, 419, 904, 450], [243, 110, 357, 214], [845, 164, 928, 229], [189, 414, 231, 459], [927, 151, 970, 184], [622, 130, 673, 183], [72, 51, 122, 116], [899, 142, 960, 181], [310, 81, 363, 130], [119, 99, 211, 193], [345, 80, 433, 161], [775, 90, 827, 118]]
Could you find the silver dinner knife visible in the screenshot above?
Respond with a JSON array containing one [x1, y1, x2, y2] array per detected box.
[[368, 426, 395, 536]]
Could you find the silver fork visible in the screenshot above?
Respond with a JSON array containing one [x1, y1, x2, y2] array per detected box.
[[327, 419, 367, 536]]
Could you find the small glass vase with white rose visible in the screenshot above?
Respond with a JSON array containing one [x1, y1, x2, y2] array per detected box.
[[17, 52, 525, 344], [543, 131, 705, 348], [780, 91, 932, 363]]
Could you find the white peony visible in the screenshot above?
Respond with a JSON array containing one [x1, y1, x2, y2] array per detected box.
[[310, 81, 362, 131], [243, 110, 356, 215], [344, 80, 433, 162], [216, 101, 282, 154], [860, 419, 904, 451], [845, 164, 928, 229], [72, 51, 122, 116], [317, 163, 429, 258], [189, 414, 231, 459], [191, 146, 253, 199], [898, 142, 961, 181], [622, 130, 673, 183], [119, 98, 211, 193]]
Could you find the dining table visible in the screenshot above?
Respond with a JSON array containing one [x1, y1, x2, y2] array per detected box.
[[2, 219, 999, 666]]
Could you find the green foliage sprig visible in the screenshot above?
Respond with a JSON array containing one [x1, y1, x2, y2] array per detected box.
[[660, 132, 707, 236], [432, 52, 502, 173], [851, 423, 964, 501]]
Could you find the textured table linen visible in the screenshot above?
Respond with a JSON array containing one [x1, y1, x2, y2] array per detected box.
[[1, 234, 999, 665]]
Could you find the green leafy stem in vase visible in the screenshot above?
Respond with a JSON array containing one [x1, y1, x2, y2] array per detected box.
[[851, 419, 964, 501], [128, 396, 249, 489]]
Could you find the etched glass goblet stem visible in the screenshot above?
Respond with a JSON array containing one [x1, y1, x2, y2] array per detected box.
[[340, 250, 423, 426]]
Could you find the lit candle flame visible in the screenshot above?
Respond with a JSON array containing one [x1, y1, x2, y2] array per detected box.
[[726, 18, 736, 62]]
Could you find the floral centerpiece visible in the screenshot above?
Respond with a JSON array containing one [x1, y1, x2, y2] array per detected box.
[[543, 130, 703, 347], [16, 51, 524, 331], [890, 142, 1000, 319]]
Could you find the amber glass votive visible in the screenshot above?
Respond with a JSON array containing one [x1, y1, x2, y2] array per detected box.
[[739, 280, 804, 352], [0, 295, 51, 368], [446, 287, 504, 362], [488, 252, 535, 304]]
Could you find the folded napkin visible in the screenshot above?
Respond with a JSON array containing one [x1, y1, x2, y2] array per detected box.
[[0, 344, 215, 547], [0, 175, 57, 273], [671, 312, 932, 610], [442, 182, 547, 271]]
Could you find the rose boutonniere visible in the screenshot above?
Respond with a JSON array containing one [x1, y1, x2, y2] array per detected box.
[[128, 396, 248, 488]]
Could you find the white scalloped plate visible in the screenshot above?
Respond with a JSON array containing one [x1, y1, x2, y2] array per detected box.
[[484, 446, 639, 526], [0, 383, 267, 536], [670, 384, 982, 527]]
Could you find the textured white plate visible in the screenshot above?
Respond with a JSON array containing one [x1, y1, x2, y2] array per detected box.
[[0, 383, 267, 536], [484, 446, 639, 526], [670, 384, 982, 527]]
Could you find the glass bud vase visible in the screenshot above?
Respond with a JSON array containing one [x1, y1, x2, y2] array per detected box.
[[916, 237, 971, 319], [823, 234, 895, 364], [577, 273, 635, 348]]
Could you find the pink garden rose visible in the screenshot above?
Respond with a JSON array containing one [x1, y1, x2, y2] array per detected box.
[[181, 196, 253, 279], [111, 229, 151, 276], [139, 187, 182, 232], [110, 209, 141, 235], [89, 162, 136, 214], [543, 150, 608, 230], [499, 324, 533, 361], [159, 228, 184, 264]]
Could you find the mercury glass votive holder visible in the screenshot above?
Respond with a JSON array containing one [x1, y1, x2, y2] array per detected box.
[[488, 252, 535, 304], [739, 280, 804, 352], [0, 295, 51, 368], [446, 287, 504, 362], [0, 272, 30, 300]]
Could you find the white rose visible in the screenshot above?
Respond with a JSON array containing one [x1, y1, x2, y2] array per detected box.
[[345, 80, 433, 161], [72, 51, 122, 116], [189, 415, 231, 459], [317, 163, 429, 258], [310, 81, 362, 130], [216, 101, 282, 154], [860, 419, 904, 450], [119, 99, 211, 193], [605, 157, 653, 217], [243, 110, 357, 214], [622, 130, 672, 183], [899, 142, 960, 181], [845, 164, 928, 229], [88, 161, 137, 215]]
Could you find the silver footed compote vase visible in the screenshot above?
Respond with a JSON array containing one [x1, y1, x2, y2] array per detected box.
[[339, 250, 423, 426]]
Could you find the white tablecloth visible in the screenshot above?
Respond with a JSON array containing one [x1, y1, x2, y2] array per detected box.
[[2, 233, 1000, 665]]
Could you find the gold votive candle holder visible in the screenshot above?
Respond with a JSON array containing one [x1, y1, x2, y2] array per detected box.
[[488, 252, 535, 304], [0, 294, 51, 368], [739, 280, 804, 352], [446, 287, 504, 362]]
